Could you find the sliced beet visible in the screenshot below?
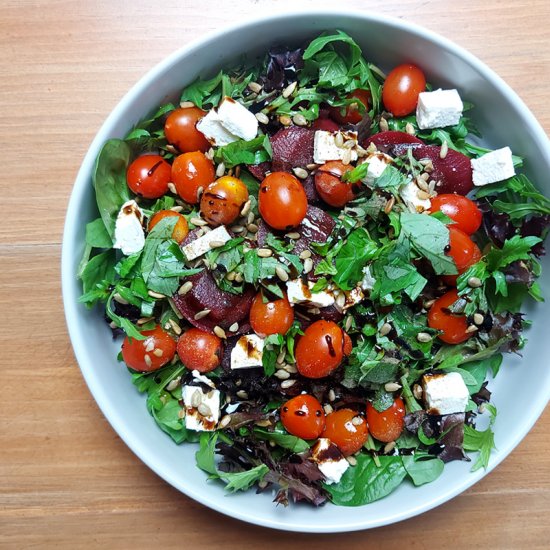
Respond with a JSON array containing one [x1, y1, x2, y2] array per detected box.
[[271, 126, 315, 172], [172, 270, 255, 334], [301, 174, 322, 205], [411, 145, 473, 195], [364, 131, 424, 155], [247, 162, 270, 182]]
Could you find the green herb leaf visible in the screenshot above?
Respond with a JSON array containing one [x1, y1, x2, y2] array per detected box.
[[214, 134, 272, 168], [486, 235, 541, 271], [223, 464, 270, 493], [402, 455, 444, 486]]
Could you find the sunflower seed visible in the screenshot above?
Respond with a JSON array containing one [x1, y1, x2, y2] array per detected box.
[[279, 115, 292, 126], [257, 248, 273, 258], [190, 389, 202, 408], [166, 377, 180, 392], [137, 317, 154, 325], [246, 223, 259, 233], [341, 148, 352, 165], [216, 162, 226, 177], [351, 416, 364, 426], [323, 404, 334, 415], [213, 326, 226, 339], [282, 81, 297, 98], [413, 384, 423, 400], [255, 111, 269, 124], [328, 389, 336, 402], [194, 309, 211, 320], [276, 349, 286, 364], [219, 415, 231, 429], [283, 364, 297, 374], [198, 403, 212, 417], [226, 271, 236, 281], [306, 163, 319, 170], [344, 315, 353, 332], [346, 455, 358, 466], [292, 113, 308, 126], [236, 390, 249, 400], [468, 276, 482, 288], [379, 117, 389, 132], [366, 142, 378, 154], [440, 140, 449, 159], [168, 318, 182, 335], [274, 369, 290, 380], [248, 81, 262, 93], [205, 148, 215, 160], [113, 293, 129, 305], [293, 167, 308, 179], [285, 232, 301, 240], [240, 199, 252, 216], [473, 313, 485, 325], [179, 100, 195, 108], [145, 340, 155, 352], [275, 266, 289, 282], [280, 379, 296, 389], [384, 441, 396, 454], [379, 322, 392, 336], [299, 249, 312, 260], [336, 293, 346, 309], [416, 332, 432, 343], [417, 189, 431, 200], [190, 216, 208, 226], [343, 139, 356, 149], [384, 382, 402, 392], [231, 224, 245, 233], [234, 272, 244, 283], [384, 196, 395, 214], [178, 408, 186, 419], [228, 322, 239, 333], [423, 299, 436, 309], [167, 182, 177, 194], [178, 281, 193, 295], [303, 257, 313, 274], [153, 348, 164, 358], [466, 324, 479, 333], [405, 122, 416, 135], [334, 132, 344, 147], [148, 290, 166, 299], [170, 205, 184, 213]]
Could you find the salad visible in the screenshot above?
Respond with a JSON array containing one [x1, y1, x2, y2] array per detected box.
[[78, 30, 550, 507]]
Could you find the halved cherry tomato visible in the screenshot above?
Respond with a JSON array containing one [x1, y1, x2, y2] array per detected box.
[[311, 117, 340, 132], [177, 328, 223, 373], [343, 332, 353, 356], [296, 320, 346, 379], [126, 154, 171, 199], [164, 107, 210, 153], [121, 326, 176, 372], [280, 394, 326, 439], [329, 89, 371, 125], [172, 151, 215, 204], [430, 194, 482, 235], [200, 176, 249, 226], [249, 292, 294, 337], [442, 226, 482, 285], [314, 161, 355, 207], [322, 408, 368, 456], [148, 210, 189, 243], [366, 397, 405, 443], [382, 64, 426, 116], [258, 172, 308, 230], [427, 289, 472, 344]]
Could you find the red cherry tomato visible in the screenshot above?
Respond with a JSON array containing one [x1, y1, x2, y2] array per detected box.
[[430, 194, 482, 235], [280, 395, 326, 439], [176, 328, 223, 373], [311, 117, 340, 132], [258, 172, 308, 230], [442, 226, 482, 285], [314, 161, 355, 207], [322, 408, 368, 456], [366, 397, 405, 443], [343, 332, 353, 356], [296, 320, 346, 379], [329, 89, 371, 124], [172, 151, 215, 204], [148, 210, 189, 243], [164, 107, 210, 153], [121, 326, 176, 372], [200, 176, 249, 226], [126, 155, 171, 199], [382, 64, 426, 116], [427, 289, 472, 344], [249, 292, 294, 337]]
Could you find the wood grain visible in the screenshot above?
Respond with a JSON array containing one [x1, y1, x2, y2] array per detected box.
[[1, 0, 549, 547]]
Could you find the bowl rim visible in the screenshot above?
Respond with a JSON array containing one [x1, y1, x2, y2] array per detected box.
[[62, 8, 550, 533]]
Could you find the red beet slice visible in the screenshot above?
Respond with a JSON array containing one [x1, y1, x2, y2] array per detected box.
[[172, 270, 255, 334], [302, 174, 322, 205], [270, 126, 315, 172], [411, 145, 473, 195], [364, 131, 424, 154], [247, 162, 270, 182]]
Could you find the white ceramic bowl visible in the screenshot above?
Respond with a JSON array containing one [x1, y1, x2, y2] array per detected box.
[[62, 10, 550, 532]]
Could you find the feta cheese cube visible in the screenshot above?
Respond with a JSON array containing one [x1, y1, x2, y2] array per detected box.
[[361, 152, 393, 186], [313, 130, 358, 164], [422, 372, 469, 415], [416, 89, 464, 130], [217, 97, 258, 141], [400, 180, 431, 213], [113, 200, 145, 256], [196, 109, 238, 147], [191, 369, 216, 389], [182, 385, 221, 431], [230, 334, 264, 370], [309, 438, 349, 485], [471, 146, 516, 186], [361, 266, 376, 291], [286, 279, 335, 308], [181, 225, 231, 261]]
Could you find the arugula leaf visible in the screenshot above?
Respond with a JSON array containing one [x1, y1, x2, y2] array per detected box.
[[400, 212, 456, 275], [302, 30, 361, 67], [402, 454, 444, 486], [463, 404, 497, 471], [181, 71, 223, 108], [223, 465, 270, 493], [486, 235, 542, 271], [325, 454, 407, 506], [254, 427, 309, 453], [214, 134, 272, 168]]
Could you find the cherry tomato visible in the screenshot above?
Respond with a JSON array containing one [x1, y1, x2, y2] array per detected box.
[[148, 210, 189, 243], [427, 289, 472, 344], [311, 117, 340, 132], [382, 64, 426, 116], [121, 326, 176, 372], [164, 107, 210, 153], [343, 332, 353, 356], [258, 172, 308, 230], [172, 151, 215, 204], [126, 154, 171, 199], [177, 328, 223, 373], [249, 292, 294, 337], [280, 394, 326, 439], [200, 176, 249, 226], [329, 89, 371, 124], [430, 194, 482, 235], [314, 161, 355, 207], [296, 320, 346, 379], [442, 226, 482, 285], [322, 408, 368, 456], [366, 397, 405, 443]]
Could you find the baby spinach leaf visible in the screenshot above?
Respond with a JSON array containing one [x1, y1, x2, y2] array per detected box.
[[85, 218, 113, 248], [79, 250, 117, 294], [196, 432, 219, 476], [402, 455, 444, 486]]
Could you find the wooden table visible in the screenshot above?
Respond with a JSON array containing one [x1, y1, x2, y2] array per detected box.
[[2, 0, 549, 547]]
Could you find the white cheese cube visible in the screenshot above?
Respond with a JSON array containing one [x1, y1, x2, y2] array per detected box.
[[416, 89, 464, 130], [113, 200, 145, 256], [361, 266, 376, 291], [471, 146, 516, 186], [361, 152, 393, 186], [422, 372, 469, 415], [182, 385, 221, 431], [400, 180, 431, 213], [310, 438, 350, 485], [196, 109, 239, 147], [181, 225, 231, 261], [217, 97, 258, 142], [230, 334, 264, 370], [286, 279, 335, 308], [191, 369, 216, 389], [313, 130, 358, 164]]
